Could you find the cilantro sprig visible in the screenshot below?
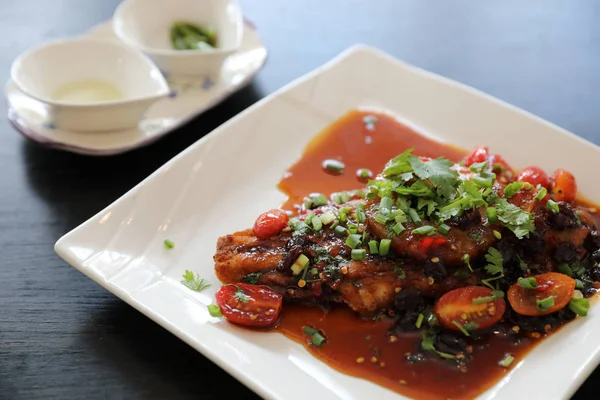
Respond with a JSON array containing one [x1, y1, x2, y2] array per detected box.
[[181, 270, 211, 292]]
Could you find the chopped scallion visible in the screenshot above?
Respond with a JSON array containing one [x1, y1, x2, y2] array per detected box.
[[322, 159, 345, 174], [415, 313, 424, 329], [518, 277, 538, 289], [536, 295, 555, 313], [331, 193, 342, 204], [486, 207, 498, 223], [208, 304, 222, 318], [319, 212, 335, 225], [412, 225, 435, 235], [357, 168, 373, 180], [351, 249, 367, 261], [379, 239, 392, 256], [291, 254, 310, 275], [558, 263, 573, 277], [311, 332, 326, 347], [392, 222, 405, 234], [438, 223, 451, 235], [368, 240, 379, 254], [472, 296, 495, 304], [473, 176, 492, 188], [311, 215, 322, 231], [345, 234, 362, 249], [547, 199, 560, 214], [340, 192, 351, 203], [395, 214, 407, 223], [334, 225, 348, 236], [499, 354, 515, 368], [408, 209, 422, 225], [310, 267, 319, 275], [493, 230, 502, 239], [374, 213, 388, 225], [380, 196, 393, 210], [355, 204, 366, 223], [164, 239, 175, 249], [310, 193, 328, 207], [569, 297, 590, 316], [451, 320, 471, 337], [534, 186, 548, 201]]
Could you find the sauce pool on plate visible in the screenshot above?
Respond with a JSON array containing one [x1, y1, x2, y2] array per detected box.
[[271, 109, 597, 399]]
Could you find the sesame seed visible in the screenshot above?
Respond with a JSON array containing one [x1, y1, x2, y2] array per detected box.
[[389, 335, 398, 343], [544, 324, 552, 332], [298, 280, 306, 288], [340, 266, 348, 274], [450, 245, 458, 251], [370, 356, 378, 363], [461, 313, 468, 320], [287, 289, 295, 295], [531, 332, 541, 339], [466, 346, 473, 353], [427, 277, 435, 285], [512, 325, 520, 333], [399, 380, 407, 385], [431, 257, 440, 263], [250, 314, 258, 320], [404, 352, 411, 356], [460, 365, 468, 373], [379, 362, 386, 368], [356, 357, 365, 364], [319, 273, 326, 279], [394, 287, 402, 293], [456, 353, 464, 359]]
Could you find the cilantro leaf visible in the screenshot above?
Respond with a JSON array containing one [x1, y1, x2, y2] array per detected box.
[[503, 182, 525, 198], [243, 272, 262, 284], [484, 247, 504, 276], [382, 149, 414, 177], [235, 287, 250, 303], [395, 180, 435, 197], [409, 156, 459, 199], [420, 332, 457, 359], [495, 199, 535, 239], [417, 198, 437, 216], [181, 270, 211, 292]]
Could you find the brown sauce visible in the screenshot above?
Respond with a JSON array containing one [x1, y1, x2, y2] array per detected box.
[[271, 109, 596, 399]]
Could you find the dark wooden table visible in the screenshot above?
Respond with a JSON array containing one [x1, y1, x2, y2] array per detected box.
[[2, 1, 599, 399]]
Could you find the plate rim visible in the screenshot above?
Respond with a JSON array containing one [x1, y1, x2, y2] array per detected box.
[[55, 43, 600, 399]]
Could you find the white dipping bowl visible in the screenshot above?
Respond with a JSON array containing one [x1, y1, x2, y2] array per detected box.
[[113, 0, 243, 78], [11, 38, 169, 132]]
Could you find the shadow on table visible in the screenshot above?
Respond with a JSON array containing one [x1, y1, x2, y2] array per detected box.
[[78, 297, 261, 399], [21, 82, 264, 241]]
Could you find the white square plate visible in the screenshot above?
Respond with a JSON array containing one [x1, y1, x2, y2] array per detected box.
[[55, 45, 600, 400]]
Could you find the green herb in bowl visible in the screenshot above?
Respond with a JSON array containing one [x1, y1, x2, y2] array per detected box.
[[170, 21, 217, 50]]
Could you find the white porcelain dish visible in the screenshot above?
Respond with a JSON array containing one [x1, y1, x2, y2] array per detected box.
[[114, 0, 243, 78], [55, 45, 600, 399], [6, 19, 266, 156], [11, 38, 169, 132]]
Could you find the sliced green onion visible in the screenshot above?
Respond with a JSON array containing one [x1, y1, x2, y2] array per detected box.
[[374, 213, 388, 225], [357, 168, 373, 180], [486, 207, 498, 223], [499, 354, 514, 368], [311, 215, 323, 231], [493, 230, 502, 239], [291, 254, 310, 275], [164, 239, 175, 249], [558, 263, 573, 277], [451, 321, 470, 337], [438, 224, 451, 235], [547, 199, 559, 214], [473, 176, 492, 188], [311, 332, 326, 347], [379, 239, 392, 256], [518, 277, 538, 289], [534, 186, 548, 201], [412, 225, 435, 235], [472, 296, 495, 304], [334, 225, 348, 236], [415, 313, 424, 329], [322, 159, 345, 174], [408, 209, 422, 225], [208, 304, 222, 318], [310, 193, 328, 207], [536, 296, 555, 312], [351, 249, 367, 261], [575, 279, 584, 290], [368, 240, 379, 254], [569, 297, 590, 316], [331, 193, 342, 204], [303, 326, 318, 336], [380, 196, 393, 210], [339, 212, 347, 223], [303, 199, 313, 209], [355, 205, 366, 223], [310, 267, 319, 275], [345, 234, 362, 249], [392, 222, 405, 234], [503, 182, 525, 198], [395, 214, 407, 223], [340, 192, 351, 203], [319, 212, 335, 225]]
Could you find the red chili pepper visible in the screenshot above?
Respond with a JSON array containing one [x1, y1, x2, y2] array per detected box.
[[418, 236, 449, 253]]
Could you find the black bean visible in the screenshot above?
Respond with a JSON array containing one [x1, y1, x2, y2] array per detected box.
[[423, 260, 447, 283], [434, 331, 467, 356], [548, 202, 580, 230], [277, 234, 309, 271]]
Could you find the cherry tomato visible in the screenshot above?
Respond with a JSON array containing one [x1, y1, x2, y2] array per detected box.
[[434, 286, 506, 331], [551, 169, 577, 202], [517, 166, 550, 189], [507, 272, 575, 316], [464, 147, 489, 167], [489, 154, 513, 174], [253, 209, 289, 239], [215, 283, 283, 327]]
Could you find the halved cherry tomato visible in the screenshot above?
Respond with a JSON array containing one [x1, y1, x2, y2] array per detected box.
[[488, 154, 513, 174], [253, 209, 289, 239], [517, 166, 550, 189], [464, 147, 489, 167], [434, 286, 506, 331], [551, 169, 577, 202], [507, 272, 575, 316], [215, 283, 283, 327]]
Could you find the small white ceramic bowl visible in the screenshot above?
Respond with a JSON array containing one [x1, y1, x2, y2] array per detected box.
[[11, 38, 169, 132], [113, 0, 243, 78]]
